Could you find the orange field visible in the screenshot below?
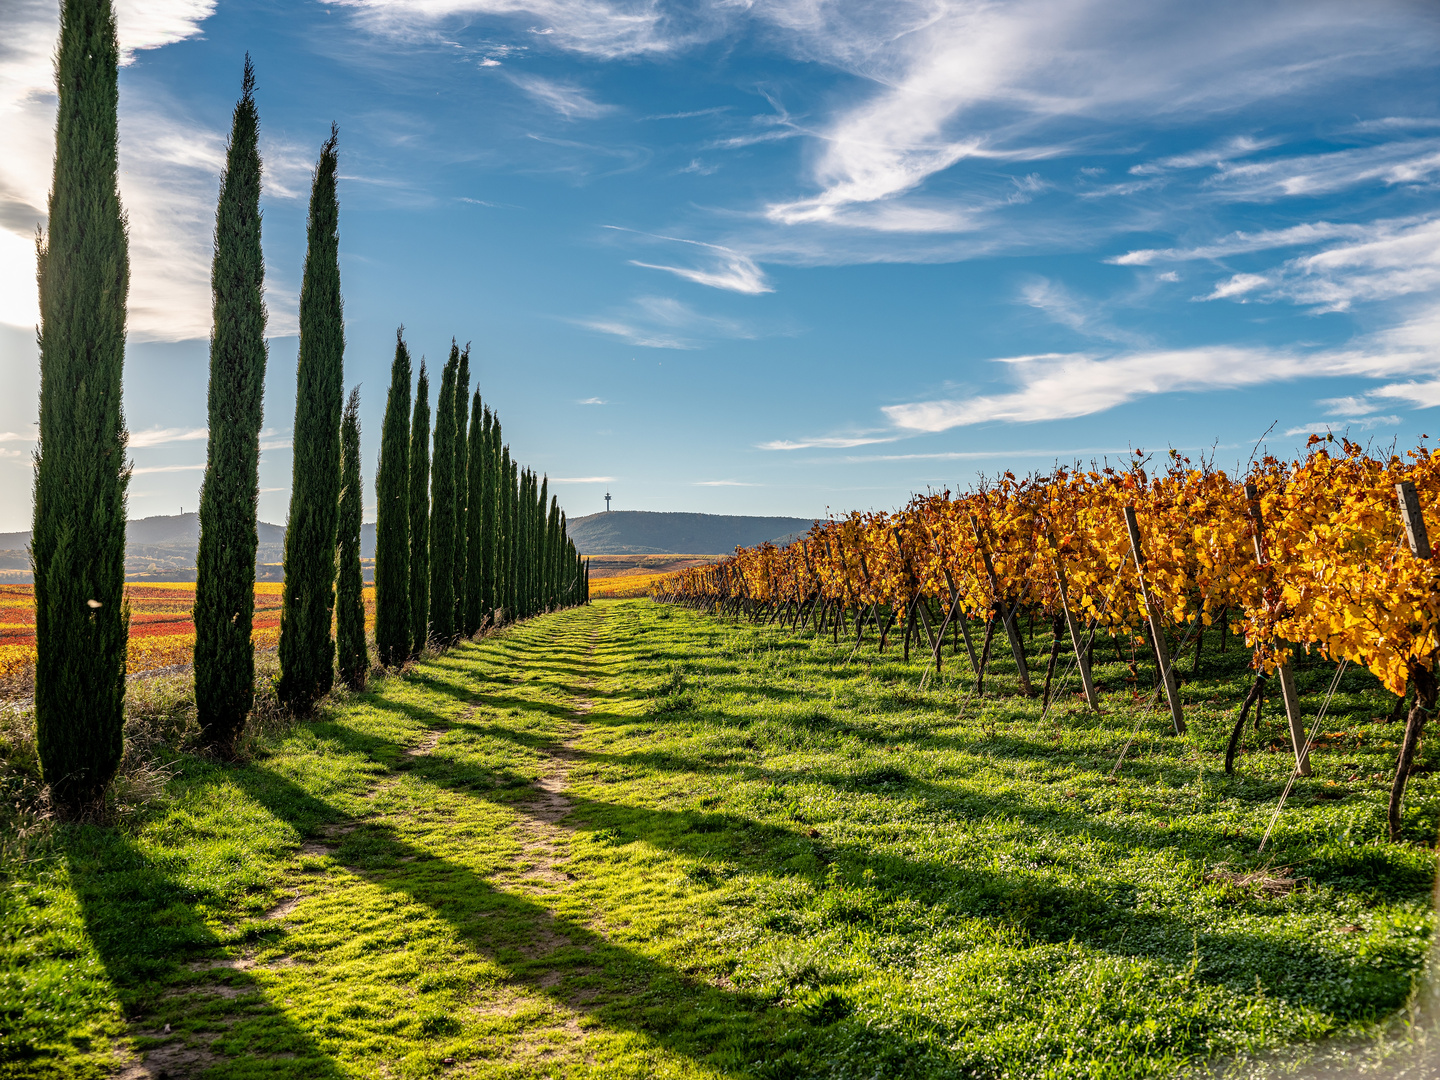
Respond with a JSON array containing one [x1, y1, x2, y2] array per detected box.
[[0, 583, 375, 682], [588, 571, 672, 599]]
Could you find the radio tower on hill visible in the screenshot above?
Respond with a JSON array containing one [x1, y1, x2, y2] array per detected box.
[[604, 491, 611, 513]]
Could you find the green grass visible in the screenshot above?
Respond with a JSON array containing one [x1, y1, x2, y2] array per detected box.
[[1, 600, 1436, 1078]]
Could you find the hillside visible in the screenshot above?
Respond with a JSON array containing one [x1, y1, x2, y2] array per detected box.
[[568, 510, 815, 555], [0, 513, 375, 583]]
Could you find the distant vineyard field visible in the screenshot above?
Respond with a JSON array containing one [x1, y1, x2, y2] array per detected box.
[[0, 583, 376, 690]]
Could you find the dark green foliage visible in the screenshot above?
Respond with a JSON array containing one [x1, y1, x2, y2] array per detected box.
[[464, 391, 485, 635], [501, 449, 515, 620], [452, 345, 470, 636], [336, 387, 366, 689], [277, 127, 344, 713], [374, 329, 410, 667], [428, 344, 458, 644], [32, 0, 130, 810], [408, 362, 431, 656], [485, 414, 501, 618], [193, 58, 266, 756]]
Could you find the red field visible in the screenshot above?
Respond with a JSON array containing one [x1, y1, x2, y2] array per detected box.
[[0, 583, 374, 683]]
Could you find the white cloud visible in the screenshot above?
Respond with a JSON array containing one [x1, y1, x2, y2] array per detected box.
[[880, 341, 1433, 433], [1204, 139, 1440, 201], [617, 230, 772, 295], [0, 0, 220, 339], [1129, 135, 1279, 175], [1111, 220, 1396, 266], [1283, 415, 1401, 436], [507, 72, 613, 120], [576, 295, 755, 349], [758, 433, 898, 451], [132, 463, 206, 475], [576, 396, 607, 404], [1018, 276, 1145, 344], [1197, 217, 1440, 312], [129, 426, 208, 448]]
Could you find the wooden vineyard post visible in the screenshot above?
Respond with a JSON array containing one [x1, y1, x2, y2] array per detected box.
[[968, 514, 1034, 696], [1048, 535, 1100, 711], [1122, 506, 1186, 735], [1244, 483, 1310, 776], [940, 565, 981, 674], [1390, 480, 1436, 840]]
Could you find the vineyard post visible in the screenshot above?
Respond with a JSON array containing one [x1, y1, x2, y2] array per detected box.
[[1389, 479, 1436, 840], [1122, 506, 1186, 735], [1244, 483, 1310, 776], [1047, 535, 1100, 711], [968, 514, 1034, 696], [938, 563, 981, 674]]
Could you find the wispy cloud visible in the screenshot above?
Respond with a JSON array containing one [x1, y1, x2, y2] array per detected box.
[[881, 339, 1434, 433], [576, 295, 756, 349], [132, 463, 206, 475], [507, 72, 613, 120], [611, 227, 772, 295], [1111, 220, 1398, 266], [1284, 415, 1400, 437], [1197, 216, 1440, 312], [1018, 276, 1146, 345], [759, 433, 898, 451], [0, 0, 222, 338], [129, 426, 208, 449], [576, 396, 607, 404]]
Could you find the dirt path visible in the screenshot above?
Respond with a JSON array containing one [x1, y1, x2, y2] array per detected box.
[[113, 606, 611, 1078]]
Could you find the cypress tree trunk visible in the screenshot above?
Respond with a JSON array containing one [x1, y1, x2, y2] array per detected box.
[[464, 390, 485, 635], [277, 127, 344, 713], [408, 362, 431, 656], [194, 58, 266, 756], [428, 344, 458, 643], [336, 388, 367, 688], [374, 329, 410, 667], [33, 0, 130, 811], [452, 345, 470, 636]]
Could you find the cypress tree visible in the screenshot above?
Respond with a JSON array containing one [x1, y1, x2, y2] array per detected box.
[[374, 329, 410, 667], [429, 344, 458, 643], [501, 449, 515, 620], [537, 476, 550, 610], [277, 127, 344, 713], [464, 390, 485, 635], [451, 345, 470, 635], [485, 414, 501, 618], [336, 387, 366, 688], [194, 58, 266, 756], [32, 0, 129, 810], [408, 362, 431, 655]]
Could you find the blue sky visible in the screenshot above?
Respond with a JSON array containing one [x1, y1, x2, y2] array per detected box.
[[3, 0, 1440, 532]]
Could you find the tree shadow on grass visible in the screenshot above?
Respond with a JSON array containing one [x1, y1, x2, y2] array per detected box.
[[58, 824, 345, 1079]]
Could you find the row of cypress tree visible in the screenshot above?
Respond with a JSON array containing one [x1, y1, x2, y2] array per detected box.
[[30, 0, 588, 812], [372, 333, 590, 666]]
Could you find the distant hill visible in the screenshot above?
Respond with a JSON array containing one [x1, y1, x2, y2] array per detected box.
[[568, 511, 816, 555], [0, 513, 375, 583]]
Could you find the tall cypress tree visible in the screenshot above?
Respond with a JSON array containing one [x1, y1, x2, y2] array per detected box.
[[277, 127, 344, 713], [428, 344, 458, 643], [451, 345, 470, 636], [486, 414, 501, 618], [33, 0, 129, 810], [193, 58, 266, 756], [374, 329, 410, 667], [537, 476, 550, 610], [464, 390, 485, 635], [408, 362, 431, 656], [500, 448, 514, 621], [336, 388, 367, 688]]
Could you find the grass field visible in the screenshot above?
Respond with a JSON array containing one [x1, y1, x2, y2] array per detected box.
[[1, 599, 1436, 1078]]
